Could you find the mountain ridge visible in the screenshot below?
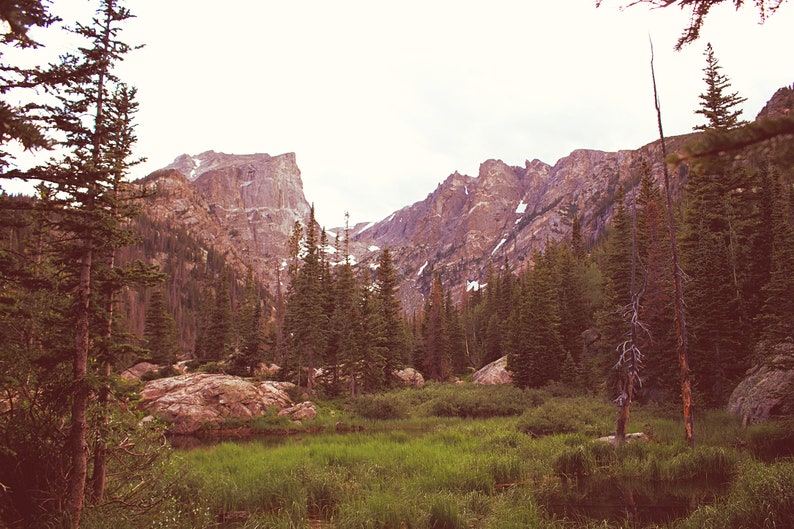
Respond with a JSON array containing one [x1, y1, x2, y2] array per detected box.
[[138, 85, 792, 313]]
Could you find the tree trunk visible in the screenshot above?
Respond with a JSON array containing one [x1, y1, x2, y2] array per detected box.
[[92, 247, 114, 503], [91, 360, 111, 503], [651, 40, 695, 448], [66, 233, 92, 528]]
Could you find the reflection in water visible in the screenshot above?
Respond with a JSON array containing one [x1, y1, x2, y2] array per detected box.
[[542, 477, 728, 528]]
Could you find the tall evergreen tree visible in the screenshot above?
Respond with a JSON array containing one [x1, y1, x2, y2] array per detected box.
[[508, 250, 563, 388], [757, 174, 794, 342], [374, 247, 406, 385], [635, 166, 677, 401], [422, 274, 449, 381], [445, 289, 468, 376], [681, 48, 757, 405], [694, 43, 747, 132], [0, 2, 142, 524], [26, 3, 139, 524], [228, 269, 267, 376], [203, 269, 233, 361], [595, 186, 635, 390], [283, 206, 328, 394], [357, 270, 384, 393], [143, 287, 180, 365], [550, 238, 593, 365], [327, 215, 360, 396]]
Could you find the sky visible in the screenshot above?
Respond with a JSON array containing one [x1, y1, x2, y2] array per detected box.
[[3, 1, 793, 228]]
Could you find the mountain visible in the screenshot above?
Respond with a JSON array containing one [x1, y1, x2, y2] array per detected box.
[[137, 86, 794, 314], [138, 139, 692, 315], [348, 136, 693, 311], [140, 150, 311, 289]]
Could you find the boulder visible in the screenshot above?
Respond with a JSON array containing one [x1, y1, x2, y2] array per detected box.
[[140, 373, 295, 434], [728, 340, 794, 426], [472, 356, 512, 385], [395, 367, 425, 387], [278, 401, 317, 421], [120, 362, 161, 381]]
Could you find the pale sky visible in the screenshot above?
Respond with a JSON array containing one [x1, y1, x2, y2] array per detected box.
[[4, 1, 793, 228]]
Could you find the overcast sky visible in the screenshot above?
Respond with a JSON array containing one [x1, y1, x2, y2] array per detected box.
[[4, 1, 793, 227]]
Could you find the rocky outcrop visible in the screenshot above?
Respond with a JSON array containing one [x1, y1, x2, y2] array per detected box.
[[472, 356, 512, 385], [120, 362, 161, 381], [278, 401, 317, 421], [395, 367, 425, 387], [140, 373, 300, 434], [756, 85, 794, 120], [728, 341, 794, 426]]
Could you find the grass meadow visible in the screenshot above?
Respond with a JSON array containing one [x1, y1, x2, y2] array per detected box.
[[82, 384, 794, 528]]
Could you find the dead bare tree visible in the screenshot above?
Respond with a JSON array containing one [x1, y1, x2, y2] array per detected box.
[[614, 182, 647, 442], [650, 38, 695, 448]]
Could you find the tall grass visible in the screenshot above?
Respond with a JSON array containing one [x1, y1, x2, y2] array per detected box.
[[677, 460, 794, 528], [89, 384, 792, 528]]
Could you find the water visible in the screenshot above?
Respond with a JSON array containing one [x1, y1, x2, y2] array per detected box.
[[543, 476, 728, 528]]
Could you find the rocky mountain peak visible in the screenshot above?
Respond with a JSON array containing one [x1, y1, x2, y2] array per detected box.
[[756, 84, 794, 120], [141, 151, 311, 290]]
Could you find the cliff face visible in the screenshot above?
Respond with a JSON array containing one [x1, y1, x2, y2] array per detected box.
[[350, 135, 692, 311], [141, 151, 312, 288]]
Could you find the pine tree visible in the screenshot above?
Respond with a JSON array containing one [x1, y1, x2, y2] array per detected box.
[[681, 51, 758, 405], [635, 166, 677, 401], [143, 287, 179, 365], [683, 126, 758, 405], [595, 186, 635, 392], [0, 0, 56, 169], [1, 2, 142, 524], [422, 274, 449, 381], [203, 270, 233, 361], [481, 263, 503, 365], [31, 3, 139, 524], [283, 206, 328, 394], [550, 239, 593, 365], [357, 270, 383, 393], [445, 289, 468, 376], [757, 175, 794, 342], [229, 269, 267, 376], [508, 250, 563, 389], [327, 215, 360, 396], [694, 43, 747, 132], [374, 247, 406, 385], [601, 186, 633, 307]]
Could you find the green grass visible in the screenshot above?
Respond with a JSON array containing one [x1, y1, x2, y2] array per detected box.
[[83, 384, 794, 528]]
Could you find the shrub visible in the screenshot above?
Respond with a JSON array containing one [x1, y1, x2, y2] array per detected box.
[[353, 393, 409, 420], [139, 365, 179, 381], [424, 385, 530, 418], [197, 361, 226, 374], [516, 397, 613, 437]]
